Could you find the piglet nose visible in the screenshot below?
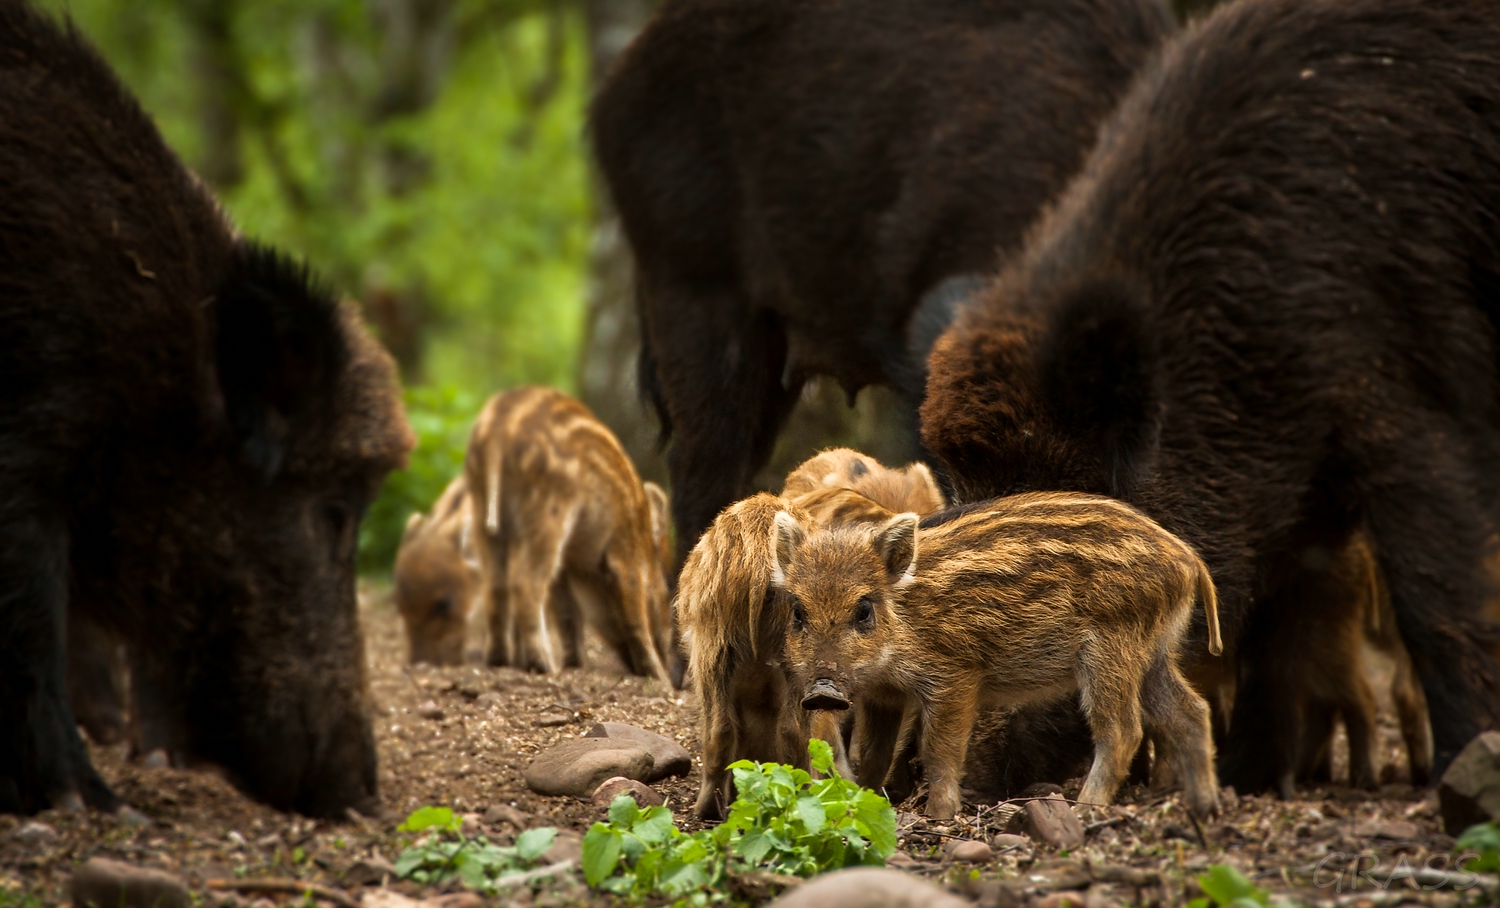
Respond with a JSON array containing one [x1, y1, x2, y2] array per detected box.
[[802, 678, 851, 712]]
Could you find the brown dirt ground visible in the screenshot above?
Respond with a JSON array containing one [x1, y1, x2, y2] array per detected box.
[[2, 584, 1492, 908]]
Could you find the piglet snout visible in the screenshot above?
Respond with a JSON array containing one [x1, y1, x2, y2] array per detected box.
[[802, 678, 850, 711]]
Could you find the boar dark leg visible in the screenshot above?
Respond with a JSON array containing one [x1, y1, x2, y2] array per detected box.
[[647, 293, 798, 568], [1139, 653, 1218, 819], [0, 514, 118, 813], [1359, 463, 1500, 776]]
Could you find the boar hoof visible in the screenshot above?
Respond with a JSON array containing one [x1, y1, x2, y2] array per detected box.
[[802, 679, 850, 712]]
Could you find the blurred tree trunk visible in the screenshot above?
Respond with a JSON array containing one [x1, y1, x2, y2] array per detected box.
[[182, 0, 245, 190], [577, 0, 667, 484]]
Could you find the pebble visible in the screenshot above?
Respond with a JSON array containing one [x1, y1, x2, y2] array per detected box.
[[592, 776, 664, 808], [944, 839, 993, 863], [1352, 819, 1422, 840], [991, 833, 1029, 851], [460, 811, 483, 838], [583, 722, 693, 781], [416, 700, 445, 721], [255, 831, 281, 849], [1038, 891, 1087, 908], [523, 738, 654, 796], [764, 868, 970, 908], [540, 829, 583, 865], [13, 820, 57, 846], [534, 711, 574, 728], [225, 830, 247, 848], [342, 856, 398, 886], [69, 857, 190, 908], [1010, 794, 1085, 849], [887, 850, 921, 870], [483, 803, 530, 827]]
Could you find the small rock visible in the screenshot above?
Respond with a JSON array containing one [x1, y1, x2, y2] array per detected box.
[[483, 804, 529, 828], [1353, 819, 1421, 840], [475, 692, 501, 709], [113, 805, 152, 827], [1439, 730, 1500, 834], [593, 776, 664, 808], [13, 820, 57, 846], [534, 711, 574, 728], [887, 850, 921, 870], [1038, 891, 1087, 908], [142, 749, 170, 769], [1160, 822, 1195, 842], [226, 830, 247, 848], [991, 833, 1029, 851], [255, 831, 281, 849], [460, 812, 483, 838], [360, 893, 419, 908], [944, 839, 993, 863], [584, 722, 693, 781], [70, 857, 190, 908], [416, 700, 445, 721], [523, 738, 654, 797], [765, 868, 969, 908], [540, 829, 583, 865], [1006, 794, 1084, 849], [459, 684, 481, 700], [341, 856, 398, 886], [1084, 890, 1120, 908], [248, 900, 275, 908], [425, 896, 485, 908]]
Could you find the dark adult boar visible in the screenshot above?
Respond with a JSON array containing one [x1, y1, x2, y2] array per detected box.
[[0, 0, 411, 816], [921, 0, 1500, 785], [590, 0, 1174, 563]]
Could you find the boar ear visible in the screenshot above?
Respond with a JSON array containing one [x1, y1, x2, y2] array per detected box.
[[876, 513, 920, 587], [403, 511, 425, 536], [214, 243, 346, 480], [644, 482, 671, 548], [769, 510, 805, 586], [1037, 276, 1161, 497]]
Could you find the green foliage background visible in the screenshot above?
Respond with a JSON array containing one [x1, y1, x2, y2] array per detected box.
[[44, 0, 593, 571]]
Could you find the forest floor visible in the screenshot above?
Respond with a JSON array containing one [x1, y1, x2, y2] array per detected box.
[[1, 585, 1490, 908]]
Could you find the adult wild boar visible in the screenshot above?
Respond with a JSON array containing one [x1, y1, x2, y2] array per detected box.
[[921, 0, 1500, 785], [0, 0, 411, 815], [590, 0, 1174, 562]]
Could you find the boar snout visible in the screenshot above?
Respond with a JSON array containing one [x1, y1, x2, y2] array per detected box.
[[802, 678, 851, 711]]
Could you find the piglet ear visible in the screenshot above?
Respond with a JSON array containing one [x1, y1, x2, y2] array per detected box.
[[876, 513, 919, 587], [644, 482, 671, 549], [769, 510, 805, 586], [1037, 276, 1161, 497], [214, 243, 346, 480]]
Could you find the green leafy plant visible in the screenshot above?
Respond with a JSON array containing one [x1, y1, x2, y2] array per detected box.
[[1458, 822, 1500, 874], [393, 805, 558, 894], [582, 739, 896, 904], [1188, 865, 1268, 908]]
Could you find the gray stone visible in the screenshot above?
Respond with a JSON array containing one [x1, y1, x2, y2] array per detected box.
[[524, 738, 654, 796], [584, 722, 692, 781], [13, 821, 56, 847], [540, 829, 583, 865], [1439, 731, 1500, 834], [765, 868, 969, 908], [944, 839, 994, 863], [592, 776, 664, 808], [991, 833, 1030, 851], [341, 856, 398, 886], [416, 700, 445, 721], [70, 857, 190, 908], [483, 803, 529, 828], [1006, 794, 1084, 849]]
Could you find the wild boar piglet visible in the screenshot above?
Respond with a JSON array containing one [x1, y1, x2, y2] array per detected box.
[[771, 492, 1224, 819]]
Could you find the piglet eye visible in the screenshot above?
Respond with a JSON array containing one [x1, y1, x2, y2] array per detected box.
[[791, 599, 806, 628], [854, 597, 875, 629]]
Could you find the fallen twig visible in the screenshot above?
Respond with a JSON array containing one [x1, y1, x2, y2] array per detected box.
[[205, 878, 358, 908]]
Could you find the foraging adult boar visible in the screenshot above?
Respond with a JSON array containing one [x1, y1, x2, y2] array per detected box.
[[772, 493, 1223, 819], [394, 475, 480, 665], [1265, 533, 1431, 795], [591, 0, 1174, 563], [0, 0, 411, 815], [464, 387, 674, 684], [921, 0, 1500, 784], [783, 448, 945, 518]]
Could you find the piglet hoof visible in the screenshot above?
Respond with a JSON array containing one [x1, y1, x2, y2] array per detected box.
[[801, 679, 851, 712]]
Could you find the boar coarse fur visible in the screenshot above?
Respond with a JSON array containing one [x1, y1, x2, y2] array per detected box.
[[921, 0, 1500, 787], [1262, 532, 1432, 796], [591, 0, 1174, 566], [464, 387, 674, 684], [394, 475, 481, 666], [782, 448, 946, 518], [0, 0, 412, 816], [772, 492, 1223, 819]]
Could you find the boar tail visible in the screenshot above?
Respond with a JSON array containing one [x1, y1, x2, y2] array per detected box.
[[1198, 562, 1223, 656], [484, 447, 502, 535]]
